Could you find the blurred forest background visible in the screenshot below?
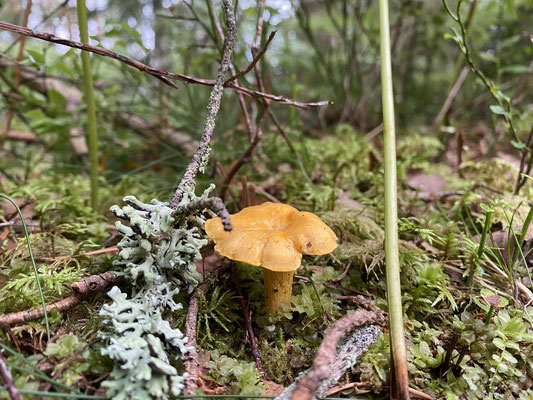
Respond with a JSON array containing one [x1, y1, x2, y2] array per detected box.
[[0, 0, 531, 195]]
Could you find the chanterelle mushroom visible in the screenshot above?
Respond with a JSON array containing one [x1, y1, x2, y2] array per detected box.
[[205, 202, 338, 314]]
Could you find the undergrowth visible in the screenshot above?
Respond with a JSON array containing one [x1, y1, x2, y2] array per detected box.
[[1, 124, 533, 399]]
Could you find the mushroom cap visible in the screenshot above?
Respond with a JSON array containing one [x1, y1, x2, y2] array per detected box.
[[205, 202, 338, 272]]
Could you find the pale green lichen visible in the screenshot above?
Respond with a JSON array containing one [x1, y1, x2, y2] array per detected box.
[[99, 186, 215, 400]]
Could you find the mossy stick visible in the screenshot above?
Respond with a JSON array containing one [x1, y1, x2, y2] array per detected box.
[[76, 0, 99, 210], [378, 0, 410, 398]]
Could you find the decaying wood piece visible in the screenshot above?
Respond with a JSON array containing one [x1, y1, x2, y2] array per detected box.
[[0, 272, 123, 328], [275, 310, 386, 400]]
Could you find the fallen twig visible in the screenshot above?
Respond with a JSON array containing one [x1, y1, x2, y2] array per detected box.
[[183, 279, 210, 396], [0, 272, 123, 328], [3, 131, 36, 142], [35, 246, 119, 262], [231, 263, 266, 379], [277, 310, 386, 400], [0, 344, 21, 400], [0, 21, 331, 110]]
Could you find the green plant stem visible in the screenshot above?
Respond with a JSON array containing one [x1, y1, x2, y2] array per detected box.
[[0, 193, 50, 340], [467, 208, 492, 286], [485, 305, 494, 325], [442, 0, 519, 143], [77, 0, 99, 210], [378, 0, 410, 399], [476, 210, 492, 259], [511, 203, 533, 267], [447, 0, 478, 93]]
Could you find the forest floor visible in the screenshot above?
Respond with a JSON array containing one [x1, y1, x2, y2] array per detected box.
[[1, 124, 533, 400]]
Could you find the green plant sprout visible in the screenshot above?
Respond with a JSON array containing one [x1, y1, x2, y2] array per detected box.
[[0, 192, 50, 340], [77, 0, 99, 209], [378, 0, 409, 397]]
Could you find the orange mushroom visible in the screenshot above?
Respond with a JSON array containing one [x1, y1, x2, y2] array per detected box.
[[204, 202, 338, 314]]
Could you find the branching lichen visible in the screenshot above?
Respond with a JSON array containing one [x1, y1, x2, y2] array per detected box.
[[99, 186, 217, 400]]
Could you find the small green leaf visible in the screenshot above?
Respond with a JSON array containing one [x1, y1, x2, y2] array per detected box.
[[511, 140, 526, 150], [26, 49, 45, 63], [480, 203, 494, 213], [489, 105, 507, 116]]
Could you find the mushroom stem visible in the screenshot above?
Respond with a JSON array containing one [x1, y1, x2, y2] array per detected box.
[[263, 269, 294, 315]]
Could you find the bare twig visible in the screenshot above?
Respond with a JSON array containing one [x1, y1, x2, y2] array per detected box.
[[433, 66, 469, 127], [0, 21, 330, 110], [35, 246, 119, 262], [231, 263, 266, 379], [2, 131, 36, 142], [225, 31, 276, 84], [0, 345, 21, 400], [220, 134, 262, 200], [0, 272, 123, 327], [0, 0, 33, 148], [170, 0, 236, 208], [183, 279, 210, 396]]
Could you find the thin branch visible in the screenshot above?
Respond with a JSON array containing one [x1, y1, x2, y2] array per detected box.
[[0, 0, 33, 148], [0, 21, 330, 109], [170, 0, 236, 208], [225, 30, 276, 84], [0, 345, 22, 400], [183, 279, 210, 396], [433, 66, 469, 127], [0, 272, 123, 328]]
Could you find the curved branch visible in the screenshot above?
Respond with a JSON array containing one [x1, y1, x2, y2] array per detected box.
[[0, 21, 331, 110]]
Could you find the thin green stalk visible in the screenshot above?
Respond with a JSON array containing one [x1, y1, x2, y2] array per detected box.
[[485, 305, 495, 325], [378, 0, 410, 398], [0, 193, 50, 340], [467, 206, 492, 286], [511, 203, 533, 267], [303, 265, 325, 315], [77, 0, 99, 210], [476, 209, 492, 259]]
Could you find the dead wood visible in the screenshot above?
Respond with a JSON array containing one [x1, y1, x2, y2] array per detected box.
[[183, 279, 211, 396], [0, 22, 331, 109], [0, 272, 123, 328], [283, 310, 386, 400]]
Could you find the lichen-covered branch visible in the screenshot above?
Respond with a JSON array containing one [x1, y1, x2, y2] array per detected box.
[[276, 310, 385, 400], [0, 272, 122, 328], [170, 0, 236, 208], [183, 279, 211, 396], [173, 197, 231, 231]]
